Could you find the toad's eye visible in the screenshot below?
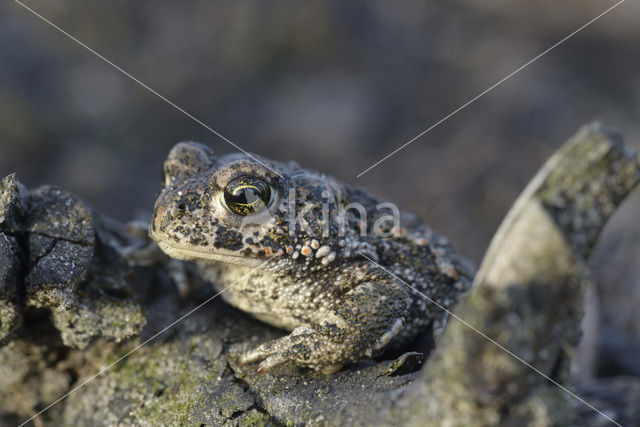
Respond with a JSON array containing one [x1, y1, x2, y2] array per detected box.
[[223, 176, 272, 216]]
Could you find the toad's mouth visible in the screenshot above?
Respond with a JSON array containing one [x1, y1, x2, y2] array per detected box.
[[156, 241, 273, 268]]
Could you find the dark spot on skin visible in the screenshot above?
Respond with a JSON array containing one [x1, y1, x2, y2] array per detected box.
[[257, 250, 266, 256], [245, 237, 254, 244], [175, 190, 203, 213], [242, 247, 253, 256], [213, 228, 243, 250]]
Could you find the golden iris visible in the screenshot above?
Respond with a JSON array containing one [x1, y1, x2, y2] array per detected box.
[[223, 176, 272, 215]]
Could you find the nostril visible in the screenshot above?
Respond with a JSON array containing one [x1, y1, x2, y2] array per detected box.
[[177, 203, 186, 212]]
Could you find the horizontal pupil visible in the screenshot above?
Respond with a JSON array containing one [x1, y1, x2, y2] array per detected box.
[[224, 176, 271, 215], [231, 187, 262, 205]]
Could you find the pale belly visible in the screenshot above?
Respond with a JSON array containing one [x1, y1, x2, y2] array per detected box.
[[199, 262, 331, 331]]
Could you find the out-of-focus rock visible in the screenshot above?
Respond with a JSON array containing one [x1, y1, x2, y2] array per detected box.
[[375, 125, 640, 426]]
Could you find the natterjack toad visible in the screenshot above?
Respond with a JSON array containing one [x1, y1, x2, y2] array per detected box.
[[150, 142, 472, 374]]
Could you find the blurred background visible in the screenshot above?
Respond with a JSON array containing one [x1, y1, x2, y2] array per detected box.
[[1, 0, 639, 381]]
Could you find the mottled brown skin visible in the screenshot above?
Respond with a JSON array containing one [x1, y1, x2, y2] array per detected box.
[[150, 142, 473, 374]]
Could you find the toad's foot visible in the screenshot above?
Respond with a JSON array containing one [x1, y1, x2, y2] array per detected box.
[[237, 280, 410, 374]]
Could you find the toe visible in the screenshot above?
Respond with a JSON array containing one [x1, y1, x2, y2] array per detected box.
[[256, 353, 288, 374], [236, 342, 276, 365]]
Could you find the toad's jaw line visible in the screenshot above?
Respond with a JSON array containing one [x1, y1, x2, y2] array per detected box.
[[156, 241, 271, 268]]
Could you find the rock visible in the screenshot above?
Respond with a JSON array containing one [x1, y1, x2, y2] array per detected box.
[[0, 178, 155, 348], [23, 185, 94, 245], [0, 174, 26, 230], [0, 175, 167, 422], [22, 186, 95, 309], [25, 238, 94, 309], [0, 175, 24, 346], [50, 294, 146, 349], [0, 233, 21, 345], [60, 296, 424, 426]]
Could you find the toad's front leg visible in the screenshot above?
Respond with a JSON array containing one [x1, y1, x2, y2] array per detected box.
[[236, 279, 411, 374]]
